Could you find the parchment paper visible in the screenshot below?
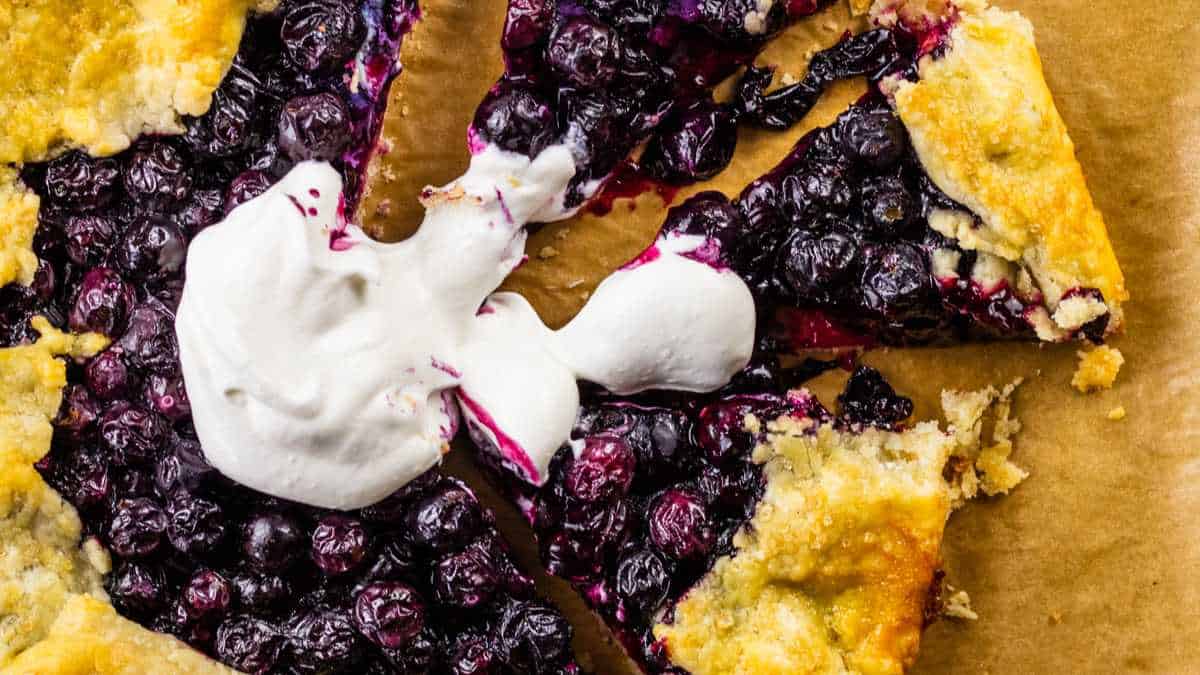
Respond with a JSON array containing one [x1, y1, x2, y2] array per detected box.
[[361, 1, 1200, 671]]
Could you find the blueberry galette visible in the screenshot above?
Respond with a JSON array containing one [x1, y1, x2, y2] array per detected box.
[[0, 1, 1123, 675]]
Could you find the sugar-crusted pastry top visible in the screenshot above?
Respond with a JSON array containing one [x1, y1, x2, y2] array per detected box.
[[654, 413, 957, 675], [0, 0, 267, 164], [887, 2, 1128, 332]]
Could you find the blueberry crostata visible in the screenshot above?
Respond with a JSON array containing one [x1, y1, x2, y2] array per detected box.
[[0, 0, 1124, 675]]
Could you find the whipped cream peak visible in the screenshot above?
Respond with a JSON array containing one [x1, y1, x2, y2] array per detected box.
[[179, 149, 755, 509]]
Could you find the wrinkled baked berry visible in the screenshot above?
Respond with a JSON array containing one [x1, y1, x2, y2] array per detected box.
[[215, 615, 285, 673], [406, 483, 482, 553], [99, 402, 169, 466], [502, 0, 556, 49], [311, 514, 368, 575], [433, 546, 499, 610], [648, 489, 713, 561], [564, 435, 636, 503], [226, 169, 275, 212], [108, 561, 169, 617], [614, 548, 670, 613], [642, 100, 738, 184], [69, 267, 134, 336], [85, 350, 131, 400], [287, 607, 366, 674], [63, 214, 117, 266], [278, 92, 353, 162], [108, 497, 169, 557], [184, 569, 233, 621], [281, 0, 364, 72], [117, 301, 179, 374], [353, 581, 425, 649], [781, 231, 859, 299], [45, 151, 121, 209], [498, 601, 573, 673], [167, 494, 227, 556], [123, 140, 194, 211], [547, 17, 622, 89], [860, 243, 934, 316], [840, 108, 907, 169]]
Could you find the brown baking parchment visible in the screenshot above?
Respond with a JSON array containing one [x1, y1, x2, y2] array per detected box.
[[361, 1, 1200, 672]]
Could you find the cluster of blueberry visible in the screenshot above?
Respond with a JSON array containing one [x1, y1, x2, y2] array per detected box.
[[473, 0, 834, 208]]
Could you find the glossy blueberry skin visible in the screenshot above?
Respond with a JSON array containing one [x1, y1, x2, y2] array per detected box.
[[69, 267, 135, 337]]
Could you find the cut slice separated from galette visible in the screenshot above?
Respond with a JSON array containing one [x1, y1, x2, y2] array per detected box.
[[455, 0, 1124, 674], [0, 0, 1123, 674]]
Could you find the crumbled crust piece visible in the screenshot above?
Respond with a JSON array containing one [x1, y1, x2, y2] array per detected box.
[[1072, 345, 1125, 393], [868, 0, 985, 27], [2, 596, 237, 675], [941, 379, 1028, 505], [0, 0, 260, 164], [0, 168, 40, 287], [656, 414, 957, 675], [888, 2, 1127, 334], [1107, 405, 1127, 421], [942, 588, 978, 621]]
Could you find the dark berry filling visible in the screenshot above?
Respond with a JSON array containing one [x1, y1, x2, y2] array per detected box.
[[473, 0, 841, 210], [472, 365, 912, 673], [658, 96, 1052, 348], [5, 2, 583, 673]]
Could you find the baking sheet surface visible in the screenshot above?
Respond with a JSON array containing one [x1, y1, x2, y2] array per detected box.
[[362, 2, 1200, 671]]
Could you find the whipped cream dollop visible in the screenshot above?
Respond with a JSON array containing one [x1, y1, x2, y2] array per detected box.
[[178, 150, 755, 509]]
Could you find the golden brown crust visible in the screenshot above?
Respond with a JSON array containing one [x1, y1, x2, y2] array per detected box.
[[654, 414, 957, 675], [1072, 346, 1125, 393], [888, 2, 1128, 334], [2, 596, 237, 675], [0, 0, 262, 164], [0, 169, 40, 287]]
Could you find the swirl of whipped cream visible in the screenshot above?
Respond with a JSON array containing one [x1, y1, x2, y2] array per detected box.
[[178, 149, 754, 509]]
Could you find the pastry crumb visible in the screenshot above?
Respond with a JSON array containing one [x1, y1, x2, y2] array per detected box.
[[538, 246, 559, 259], [374, 198, 393, 218], [1048, 610, 1063, 625], [942, 379, 1028, 505], [1107, 405, 1126, 421], [555, 227, 570, 240], [1072, 345, 1124, 393], [943, 589, 978, 621]]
